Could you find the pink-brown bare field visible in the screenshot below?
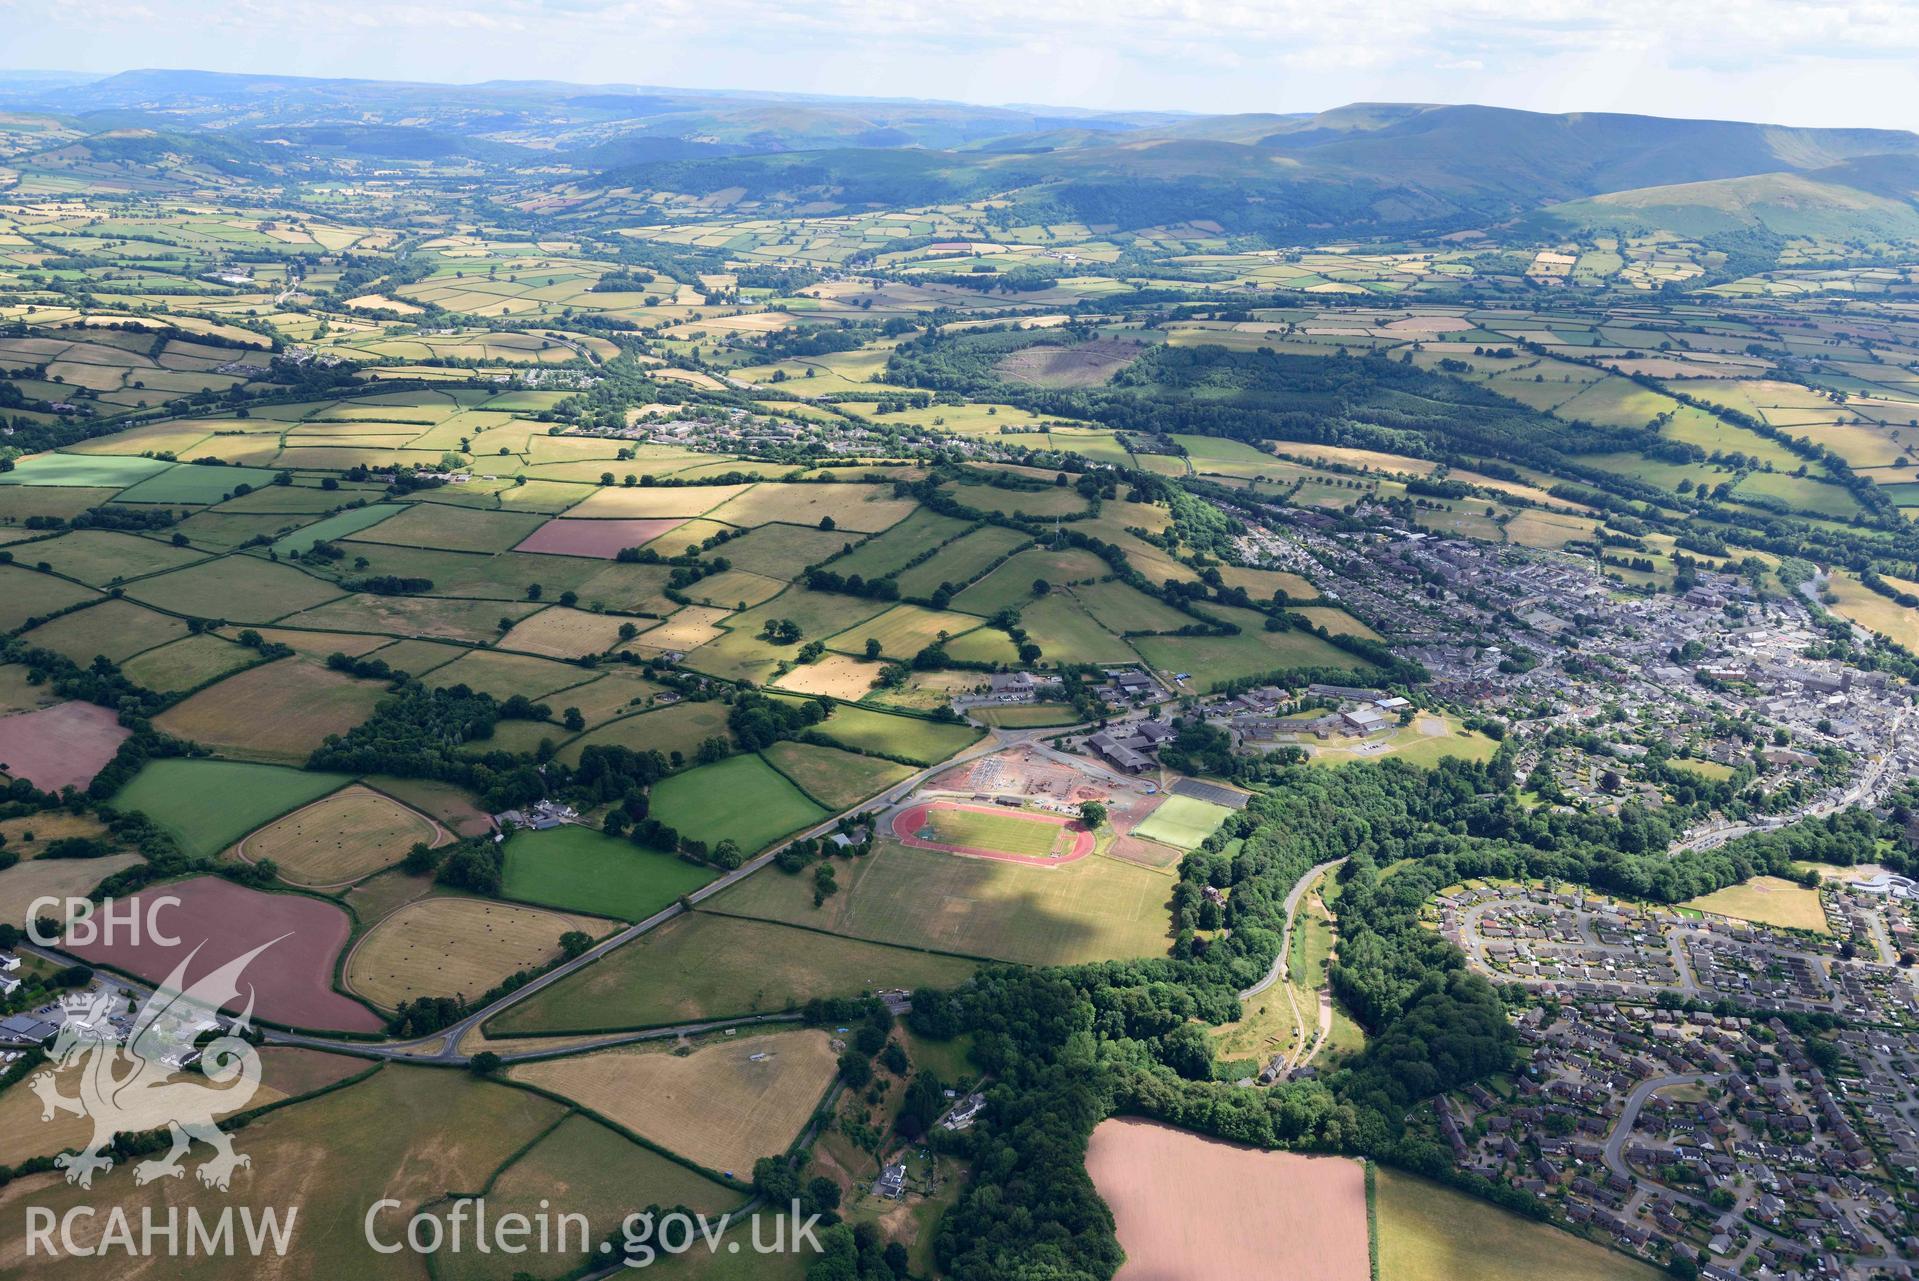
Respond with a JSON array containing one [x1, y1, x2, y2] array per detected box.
[[1085, 1118, 1369, 1281], [514, 517, 687, 558], [66, 876, 381, 1033], [0, 701, 130, 793]]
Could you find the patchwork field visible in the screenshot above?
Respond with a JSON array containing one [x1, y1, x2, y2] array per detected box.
[[713, 838, 1171, 965], [491, 911, 979, 1033], [648, 753, 829, 853], [510, 1028, 840, 1177], [1085, 1119, 1369, 1281], [501, 825, 717, 920], [345, 895, 609, 1008], [760, 740, 915, 809], [433, 1114, 742, 1281], [153, 656, 387, 764], [0, 1067, 567, 1281], [237, 784, 442, 886]]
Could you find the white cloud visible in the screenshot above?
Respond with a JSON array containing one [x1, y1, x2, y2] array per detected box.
[[3, 0, 1917, 129]]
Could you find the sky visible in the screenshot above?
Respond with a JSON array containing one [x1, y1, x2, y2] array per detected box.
[[4, 0, 1919, 131]]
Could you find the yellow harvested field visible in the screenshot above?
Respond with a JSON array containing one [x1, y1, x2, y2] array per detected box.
[[772, 653, 888, 699], [345, 896, 609, 1009], [499, 606, 637, 659], [566, 484, 748, 519], [511, 1029, 839, 1176], [237, 784, 443, 886], [0, 854, 142, 932], [0, 1046, 366, 1165], [705, 483, 917, 532], [1682, 875, 1829, 934], [633, 604, 734, 652], [1825, 571, 1919, 651]]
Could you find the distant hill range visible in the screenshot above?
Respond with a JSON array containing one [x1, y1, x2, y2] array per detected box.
[[3, 70, 1917, 243]]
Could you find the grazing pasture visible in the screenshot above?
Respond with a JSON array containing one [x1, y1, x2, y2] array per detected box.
[[433, 1114, 740, 1281], [0, 565, 98, 630], [805, 701, 981, 764], [1375, 1167, 1661, 1281], [555, 699, 733, 767], [345, 896, 608, 1008], [0, 451, 170, 488], [510, 1028, 839, 1177], [280, 592, 541, 642], [761, 741, 915, 810], [498, 606, 635, 658], [1085, 1119, 1369, 1281], [153, 656, 387, 764], [501, 825, 716, 920], [425, 649, 594, 701], [111, 758, 350, 858], [491, 912, 978, 1033], [238, 784, 442, 886], [20, 598, 188, 664], [648, 753, 828, 853], [825, 602, 985, 659], [125, 555, 343, 622], [66, 875, 380, 1032], [825, 507, 972, 579], [0, 853, 143, 933], [267, 503, 400, 556], [14, 529, 207, 585], [119, 633, 259, 692], [111, 463, 282, 504], [0, 701, 130, 793], [714, 838, 1171, 965]]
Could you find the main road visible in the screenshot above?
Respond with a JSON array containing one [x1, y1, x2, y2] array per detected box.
[[34, 721, 1081, 1067]]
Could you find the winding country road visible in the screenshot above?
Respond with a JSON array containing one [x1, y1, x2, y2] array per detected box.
[[1240, 858, 1346, 1001]]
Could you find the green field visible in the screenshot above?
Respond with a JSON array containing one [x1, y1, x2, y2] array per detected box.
[[490, 912, 979, 1033], [500, 825, 718, 921], [1375, 1167, 1662, 1281], [110, 758, 352, 858], [1132, 608, 1369, 687], [922, 805, 1069, 857], [111, 463, 283, 504], [268, 503, 400, 556], [826, 508, 973, 580], [0, 452, 171, 488], [1132, 795, 1234, 849], [801, 701, 982, 765], [648, 753, 830, 853], [760, 741, 915, 810], [435, 1113, 742, 1281], [713, 839, 1172, 965]]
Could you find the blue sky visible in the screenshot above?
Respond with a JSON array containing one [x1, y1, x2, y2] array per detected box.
[[4, 0, 1917, 131]]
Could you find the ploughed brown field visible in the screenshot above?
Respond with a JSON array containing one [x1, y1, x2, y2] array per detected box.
[[0, 701, 131, 793], [1084, 1118, 1369, 1281], [65, 875, 382, 1033]]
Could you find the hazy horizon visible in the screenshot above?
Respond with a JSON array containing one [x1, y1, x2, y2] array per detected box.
[[3, 0, 1917, 132]]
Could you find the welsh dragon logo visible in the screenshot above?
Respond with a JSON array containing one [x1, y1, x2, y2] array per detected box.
[[29, 937, 283, 1191]]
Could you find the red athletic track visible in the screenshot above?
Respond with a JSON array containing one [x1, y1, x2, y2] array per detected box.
[[890, 800, 1094, 866]]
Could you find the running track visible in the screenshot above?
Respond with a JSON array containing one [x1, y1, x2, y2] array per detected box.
[[891, 800, 1095, 865]]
